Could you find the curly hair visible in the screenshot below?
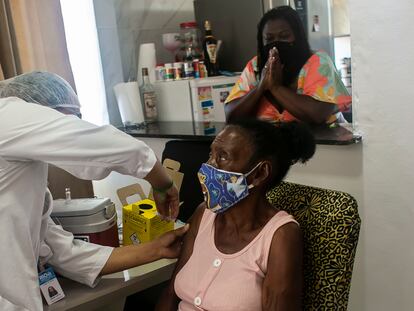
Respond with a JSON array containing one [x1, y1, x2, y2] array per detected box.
[[227, 118, 315, 189]]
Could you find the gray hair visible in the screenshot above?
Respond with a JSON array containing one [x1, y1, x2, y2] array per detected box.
[[0, 71, 80, 115]]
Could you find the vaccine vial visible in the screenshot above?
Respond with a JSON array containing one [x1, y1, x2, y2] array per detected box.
[[65, 188, 71, 201]]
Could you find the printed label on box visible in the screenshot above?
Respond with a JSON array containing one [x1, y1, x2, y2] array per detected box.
[[129, 232, 141, 245], [123, 199, 174, 245]]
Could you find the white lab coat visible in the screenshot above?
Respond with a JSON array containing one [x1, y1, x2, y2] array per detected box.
[[0, 97, 157, 310]]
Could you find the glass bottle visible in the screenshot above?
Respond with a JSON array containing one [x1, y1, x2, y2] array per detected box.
[[139, 68, 158, 123], [65, 188, 71, 202], [203, 20, 219, 76]]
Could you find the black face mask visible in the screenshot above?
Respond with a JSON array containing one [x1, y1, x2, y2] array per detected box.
[[261, 41, 309, 86]]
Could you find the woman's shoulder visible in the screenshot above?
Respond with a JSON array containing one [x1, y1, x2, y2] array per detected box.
[[243, 56, 259, 73], [268, 210, 298, 228], [300, 51, 337, 82], [305, 50, 336, 68], [257, 210, 298, 242], [311, 50, 331, 60], [266, 211, 301, 253]]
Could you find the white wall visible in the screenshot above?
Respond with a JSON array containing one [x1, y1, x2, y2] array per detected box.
[[94, 0, 414, 309], [351, 1, 414, 308], [290, 0, 414, 310]]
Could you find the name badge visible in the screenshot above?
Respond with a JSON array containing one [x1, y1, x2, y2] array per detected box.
[[38, 267, 65, 305]]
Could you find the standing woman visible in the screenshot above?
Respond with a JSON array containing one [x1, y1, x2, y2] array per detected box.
[[225, 6, 351, 124]]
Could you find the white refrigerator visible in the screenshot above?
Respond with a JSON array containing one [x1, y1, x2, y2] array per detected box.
[[154, 75, 239, 124]]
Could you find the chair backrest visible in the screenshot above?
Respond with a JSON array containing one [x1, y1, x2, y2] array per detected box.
[[162, 140, 211, 222], [267, 182, 361, 310]]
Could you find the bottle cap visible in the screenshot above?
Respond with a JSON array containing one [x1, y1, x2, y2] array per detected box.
[[180, 22, 198, 29], [142, 67, 149, 75]]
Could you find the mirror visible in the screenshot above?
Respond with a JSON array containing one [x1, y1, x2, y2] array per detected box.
[[94, 0, 352, 125], [194, 0, 352, 122]]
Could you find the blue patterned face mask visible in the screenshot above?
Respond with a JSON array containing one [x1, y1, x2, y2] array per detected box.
[[197, 162, 262, 213]]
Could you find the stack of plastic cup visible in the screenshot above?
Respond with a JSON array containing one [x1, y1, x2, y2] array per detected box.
[[137, 43, 157, 84]]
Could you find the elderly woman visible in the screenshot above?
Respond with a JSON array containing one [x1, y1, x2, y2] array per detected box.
[[0, 71, 187, 310], [225, 6, 351, 124], [157, 119, 315, 311]]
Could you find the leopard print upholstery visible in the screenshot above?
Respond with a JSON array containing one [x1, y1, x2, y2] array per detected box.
[[267, 182, 361, 310]]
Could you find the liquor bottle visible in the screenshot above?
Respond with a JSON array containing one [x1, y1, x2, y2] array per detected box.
[[203, 20, 219, 76], [139, 68, 158, 123]]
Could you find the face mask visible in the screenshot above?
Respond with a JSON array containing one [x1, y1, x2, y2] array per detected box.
[[262, 41, 308, 85], [197, 162, 262, 213]]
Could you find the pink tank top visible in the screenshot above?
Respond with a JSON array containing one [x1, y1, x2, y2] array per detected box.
[[174, 208, 298, 311]]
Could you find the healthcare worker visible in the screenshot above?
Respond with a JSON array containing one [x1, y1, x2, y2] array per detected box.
[[0, 71, 188, 310]]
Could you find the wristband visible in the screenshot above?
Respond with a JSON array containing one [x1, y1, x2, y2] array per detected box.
[[152, 180, 174, 193]]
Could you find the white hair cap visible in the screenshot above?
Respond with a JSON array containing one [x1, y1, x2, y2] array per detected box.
[[0, 71, 80, 115]]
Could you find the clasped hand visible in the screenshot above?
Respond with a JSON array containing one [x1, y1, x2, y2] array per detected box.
[[259, 47, 284, 93]]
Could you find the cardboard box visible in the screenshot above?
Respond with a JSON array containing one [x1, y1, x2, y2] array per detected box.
[[122, 199, 174, 245], [118, 158, 184, 245], [117, 158, 184, 206], [148, 158, 184, 200]]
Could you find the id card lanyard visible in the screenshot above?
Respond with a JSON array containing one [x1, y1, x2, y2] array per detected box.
[[38, 261, 65, 305]]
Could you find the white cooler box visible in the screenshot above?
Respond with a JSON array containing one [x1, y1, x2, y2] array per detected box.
[[51, 198, 119, 247]]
